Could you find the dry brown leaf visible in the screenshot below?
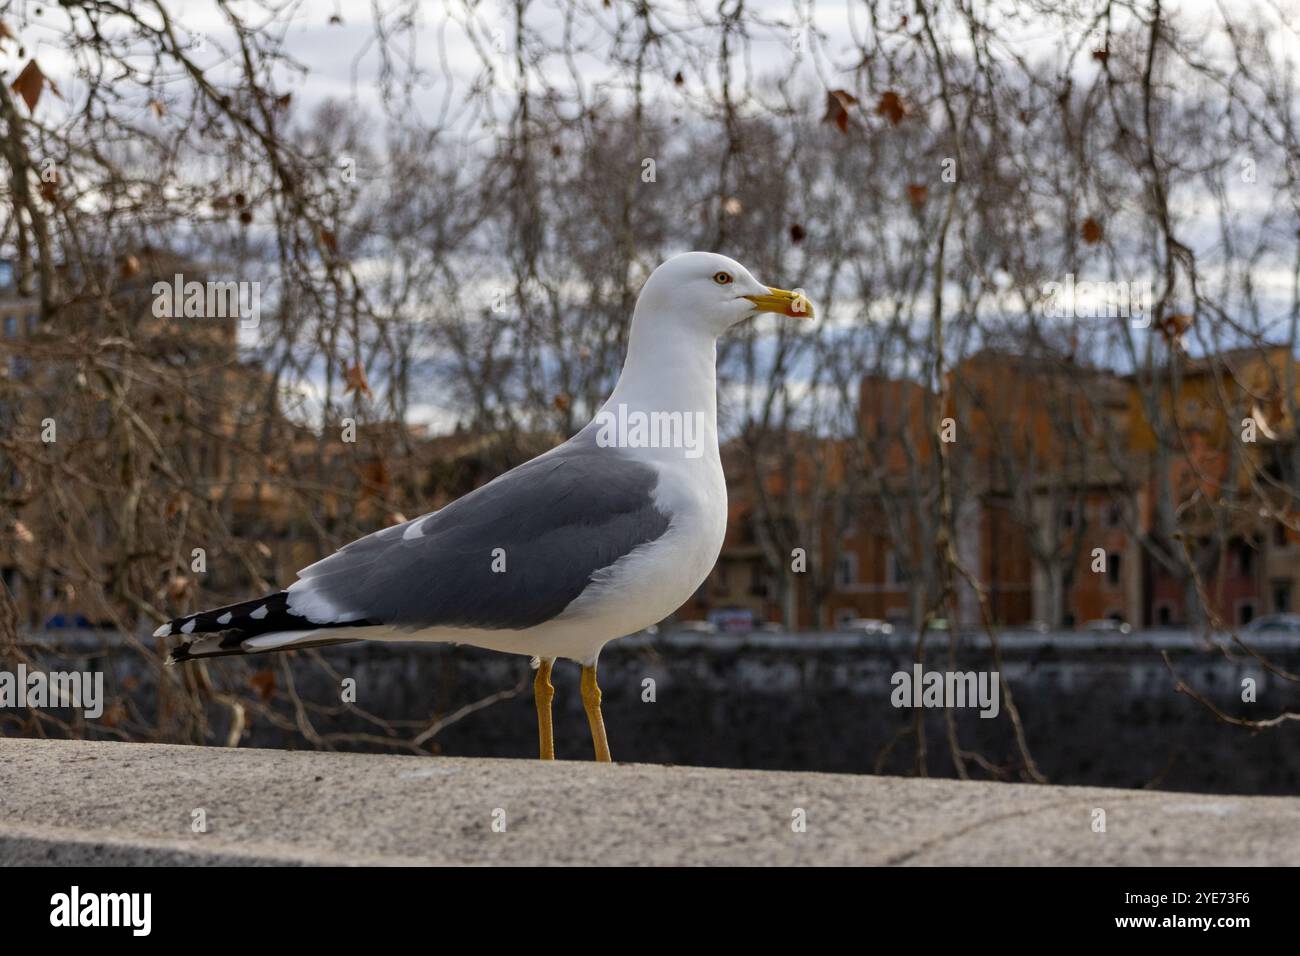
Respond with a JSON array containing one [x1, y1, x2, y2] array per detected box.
[[1159, 312, 1193, 340], [344, 361, 371, 397], [876, 90, 908, 126], [11, 59, 57, 112], [0, 20, 14, 42], [1081, 217, 1104, 244], [821, 89, 858, 133], [148, 98, 166, 118], [119, 254, 141, 278], [318, 227, 338, 255], [553, 393, 571, 413], [1092, 49, 1109, 64], [789, 223, 807, 244], [250, 669, 276, 702], [907, 183, 929, 206]]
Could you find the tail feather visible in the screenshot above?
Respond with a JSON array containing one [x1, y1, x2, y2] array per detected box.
[[166, 632, 360, 665], [157, 591, 370, 664]]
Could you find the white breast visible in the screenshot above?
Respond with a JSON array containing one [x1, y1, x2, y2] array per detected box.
[[559, 449, 727, 639]]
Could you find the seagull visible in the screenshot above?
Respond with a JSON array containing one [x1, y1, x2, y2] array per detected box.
[[159, 252, 813, 761]]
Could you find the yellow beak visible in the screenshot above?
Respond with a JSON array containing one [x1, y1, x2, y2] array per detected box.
[[744, 287, 815, 319]]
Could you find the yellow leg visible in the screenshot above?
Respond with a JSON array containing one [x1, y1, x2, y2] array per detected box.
[[581, 663, 612, 763], [534, 658, 555, 760]]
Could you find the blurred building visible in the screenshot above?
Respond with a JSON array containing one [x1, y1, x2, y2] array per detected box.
[[687, 345, 1300, 633]]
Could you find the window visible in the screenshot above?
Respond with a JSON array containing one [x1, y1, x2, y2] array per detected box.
[[1274, 582, 1292, 614], [1156, 604, 1173, 626], [1107, 503, 1123, 528], [2, 315, 15, 338], [1238, 545, 1255, 577], [1238, 601, 1256, 626], [1275, 523, 1290, 549], [1107, 553, 1122, 587], [1061, 507, 1076, 529], [886, 549, 908, 586], [835, 553, 858, 588]]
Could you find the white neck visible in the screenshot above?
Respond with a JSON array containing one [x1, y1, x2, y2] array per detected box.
[[604, 314, 718, 420]]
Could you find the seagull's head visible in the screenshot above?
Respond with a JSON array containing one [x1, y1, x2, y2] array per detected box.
[[636, 251, 815, 337]]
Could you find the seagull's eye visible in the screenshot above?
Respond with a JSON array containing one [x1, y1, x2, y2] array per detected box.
[[713, 271, 733, 285]]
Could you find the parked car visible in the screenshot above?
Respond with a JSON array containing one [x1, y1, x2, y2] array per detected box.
[[675, 620, 718, 634], [1245, 614, 1300, 635], [1083, 618, 1132, 634], [841, 618, 895, 635]]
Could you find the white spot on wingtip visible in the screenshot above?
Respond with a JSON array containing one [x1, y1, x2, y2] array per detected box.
[[153, 623, 171, 638], [402, 518, 426, 541], [180, 619, 196, 634], [250, 605, 269, 620], [217, 612, 232, 625]]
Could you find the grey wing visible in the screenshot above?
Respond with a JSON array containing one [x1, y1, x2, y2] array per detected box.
[[285, 434, 672, 631]]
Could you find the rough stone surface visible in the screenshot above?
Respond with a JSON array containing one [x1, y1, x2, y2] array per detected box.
[[1, 737, 1297, 865]]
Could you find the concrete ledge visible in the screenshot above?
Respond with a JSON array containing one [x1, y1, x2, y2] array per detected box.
[[2, 738, 1297, 865]]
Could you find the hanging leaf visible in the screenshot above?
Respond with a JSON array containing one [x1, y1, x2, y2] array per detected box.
[[821, 89, 858, 133], [876, 90, 908, 126], [1092, 49, 1109, 64], [344, 361, 371, 397], [1081, 217, 1104, 244], [789, 223, 807, 244], [1158, 312, 1193, 341], [0, 20, 14, 42], [11, 59, 59, 112], [907, 183, 929, 206], [318, 227, 338, 255]]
